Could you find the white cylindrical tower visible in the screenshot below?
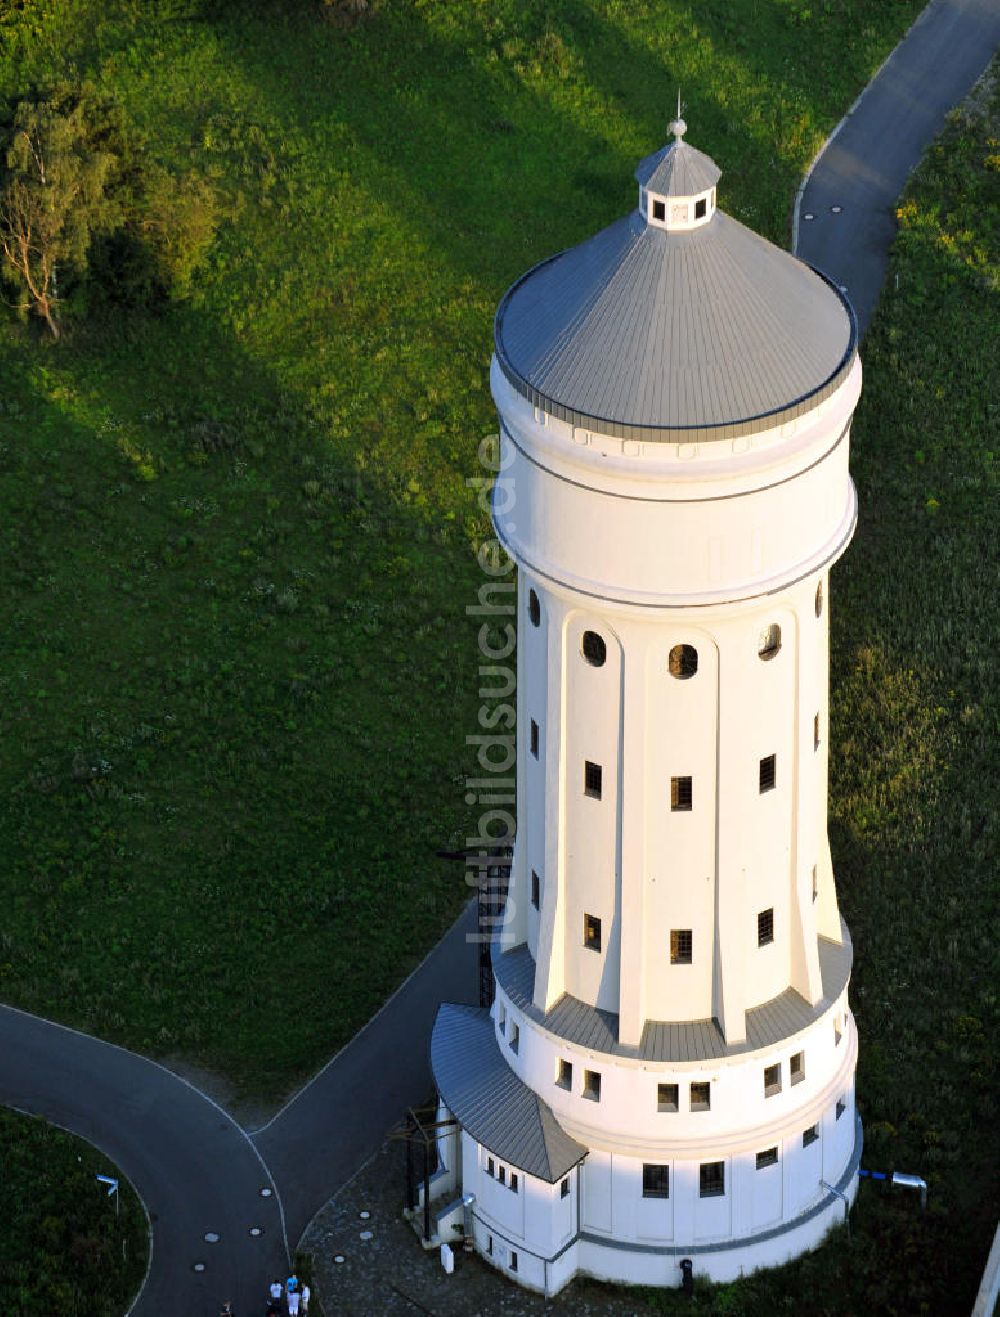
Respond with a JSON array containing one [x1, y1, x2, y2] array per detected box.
[[430, 120, 862, 1295]]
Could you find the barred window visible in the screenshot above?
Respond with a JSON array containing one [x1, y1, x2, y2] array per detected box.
[[584, 914, 602, 952], [764, 1063, 782, 1098], [585, 761, 603, 799], [657, 1083, 679, 1113], [699, 1162, 724, 1197], [758, 623, 781, 659], [690, 1082, 711, 1112], [642, 1164, 670, 1198], [756, 1147, 779, 1170], [760, 754, 777, 793], [670, 930, 692, 965], [671, 776, 693, 811], [758, 908, 774, 946]]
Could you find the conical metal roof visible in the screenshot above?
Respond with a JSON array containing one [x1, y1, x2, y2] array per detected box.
[[495, 140, 856, 444], [635, 138, 721, 197]]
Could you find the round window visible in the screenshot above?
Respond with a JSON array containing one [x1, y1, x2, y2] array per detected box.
[[668, 644, 698, 679], [581, 630, 606, 667]]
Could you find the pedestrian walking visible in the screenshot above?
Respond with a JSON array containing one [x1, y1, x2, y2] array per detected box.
[[286, 1272, 299, 1295], [287, 1290, 300, 1317], [269, 1278, 283, 1304], [300, 1283, 310, 1314]]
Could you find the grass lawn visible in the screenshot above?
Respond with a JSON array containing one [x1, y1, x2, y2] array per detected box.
[[0, 0, 929, 1099], [0, 1108, 148, 1314]]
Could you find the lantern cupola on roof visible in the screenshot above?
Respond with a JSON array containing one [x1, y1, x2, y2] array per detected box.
[[635, 109, 721, 231]]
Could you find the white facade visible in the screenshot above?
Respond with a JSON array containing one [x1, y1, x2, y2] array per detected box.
[[430, 127, 862, 1295]]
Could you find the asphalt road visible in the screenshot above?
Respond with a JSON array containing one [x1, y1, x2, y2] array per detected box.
[[0, 1005, 286, 1317], [796, 0, 1000, 332]]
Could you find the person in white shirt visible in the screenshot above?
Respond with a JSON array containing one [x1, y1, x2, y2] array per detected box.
[[287, 1291, 300, 1316], [269, 1279, 283, 1303], [300, 1284, 311, 1314]]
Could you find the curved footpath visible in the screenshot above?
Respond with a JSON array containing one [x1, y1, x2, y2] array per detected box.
[[0, 1005, 287, 1315], [3, 5, 999, 1312], [795, 0, 1000, 332]]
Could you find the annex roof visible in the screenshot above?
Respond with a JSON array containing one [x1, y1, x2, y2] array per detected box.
[[493, 931, 852, 1063], [494, 137, 856, 443], [431, 1002, 586, 1183]]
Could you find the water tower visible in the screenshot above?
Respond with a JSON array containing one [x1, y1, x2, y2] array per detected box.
[[428, 116, 862, 1293]]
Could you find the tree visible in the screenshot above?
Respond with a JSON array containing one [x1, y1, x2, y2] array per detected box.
[[0, 88, 123, 338]]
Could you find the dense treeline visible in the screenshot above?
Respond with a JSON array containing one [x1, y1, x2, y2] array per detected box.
[[0, 80, 217, 336]]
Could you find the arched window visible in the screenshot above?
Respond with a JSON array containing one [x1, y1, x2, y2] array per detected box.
[[528, 588, 540, 627], [815, 581, 823, 618], [758, 623, 781, 660], [668, 644, 698, 679], [582, 630, 606, 667]]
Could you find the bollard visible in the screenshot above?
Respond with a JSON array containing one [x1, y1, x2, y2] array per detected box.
[[679, 1258, 694, 1297]]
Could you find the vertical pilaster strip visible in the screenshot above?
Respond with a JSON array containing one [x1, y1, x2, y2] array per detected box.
[[714, 634, 747, 1044], [534, 595, 568, 1010], [618, 623, 647, 1046], [788, 593, 824, 1004]]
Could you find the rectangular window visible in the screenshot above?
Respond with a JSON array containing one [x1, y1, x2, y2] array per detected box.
[[756, 1147, 779, 1170], [694, 197, 708, 219], [584, 913, 602, 952], [814, 713, 820, 750], [510, 1251, 518, 1273], [690, 1081, 711, 1112], [556, 1058, 573, 1090], [530, 718, 539, 758], [584, 760, 602, 799], [803, 1124, 820, 1148], [642, 1164, 670, 1198], [652, 198, 666, 221], [764, 1063, 782, 1098], [531, 870, 540, 910], [487, 1157, 495, 1178], [670, 775, 693, 811], [487, 1234, 493, 1255], [657, 1083, 679, 1113], [758, 908, 774, 946], [498, 1165, 506, 1185], [583, 1070, 601, 1102], [498, 1004, 506, 1031], [790, 1051, 805, 1085], [509, 1022, 519, 1054], [510, 1173, 519, 1193], [812, 865, 819, 902], [670, 929, 693, 964], [699, 1162, 725, 1198], [759, 754, 776, 793], [561, 1177, 570, 1199], [836, 1097, 846, 1121]]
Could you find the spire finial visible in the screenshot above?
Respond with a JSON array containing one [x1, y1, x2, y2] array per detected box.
[[669, 90, 686, 142]]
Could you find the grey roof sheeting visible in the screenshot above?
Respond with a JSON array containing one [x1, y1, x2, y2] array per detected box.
[[635, 139, 721, 197], [493, 934, 852, 1064], [431, 1003, 587, 1183], [494, 206, 857, 443]]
